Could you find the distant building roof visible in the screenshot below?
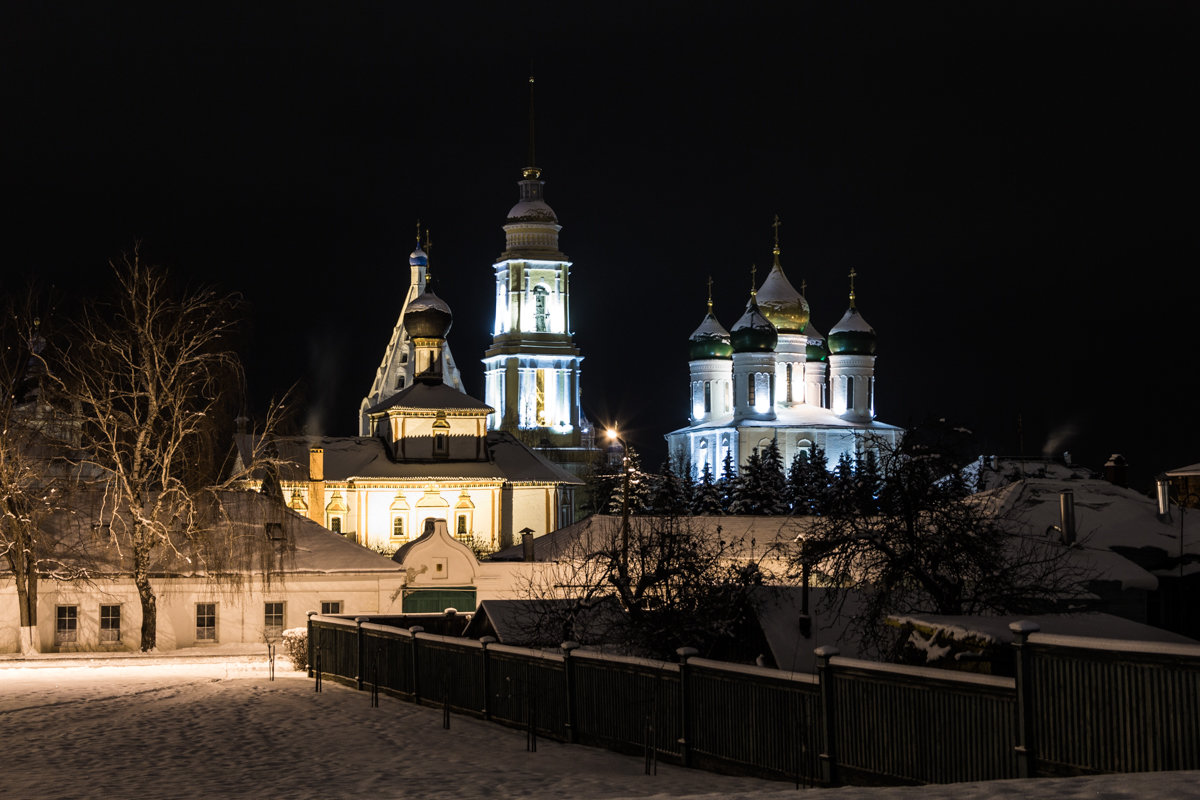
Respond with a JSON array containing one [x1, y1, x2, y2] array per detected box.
[[367, 381, 494, 416]]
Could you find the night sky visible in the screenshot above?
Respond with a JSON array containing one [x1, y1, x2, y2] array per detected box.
[[5, 2, 1197, 489]]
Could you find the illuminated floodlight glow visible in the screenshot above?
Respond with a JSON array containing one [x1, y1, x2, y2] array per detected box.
[[606, 427, 619, 441]]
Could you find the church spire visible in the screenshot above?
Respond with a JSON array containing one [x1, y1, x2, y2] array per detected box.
[[772, 214, 782, 267], [848, 267, 858, 310], [523, 75, 541, 180], [706, 275, 714, 314]]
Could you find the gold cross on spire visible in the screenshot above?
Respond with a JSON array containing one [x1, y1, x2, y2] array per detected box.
[[415, 219, 422, 245], [706, 275, 714, 313], [848, 267, 858, 309], [750, 264, 758, 297], [801, 278, 807, 296], [425, 229, 434, 285], [772, 214, 782, 264]]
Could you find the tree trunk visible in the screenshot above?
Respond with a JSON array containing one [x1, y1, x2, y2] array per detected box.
[[16, 566, 38, 655], [134, 562, 158, 652]]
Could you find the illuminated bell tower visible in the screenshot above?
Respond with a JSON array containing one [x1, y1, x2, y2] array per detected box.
[[482, 77, 595, 478]]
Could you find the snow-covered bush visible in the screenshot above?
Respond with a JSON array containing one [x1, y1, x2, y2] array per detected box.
[[281, 627, 307, 671]]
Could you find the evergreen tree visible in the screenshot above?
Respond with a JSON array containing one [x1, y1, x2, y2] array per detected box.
[[649, 458, 690, 516], [606, 446, 652, 515], [829, 450, 857, 514], [728, 447, 762, 514], [788, 449, 812, 513], [855, 448, 882, 514], [759, 439, 790, 515], [809, 446, 831, 514], [716, 449, 738, 512], [692, 462, 723, 514]]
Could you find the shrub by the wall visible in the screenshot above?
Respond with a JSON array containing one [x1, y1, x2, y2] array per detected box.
[[282, 627, 307, 671]]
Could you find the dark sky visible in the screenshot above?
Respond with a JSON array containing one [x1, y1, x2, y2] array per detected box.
[[4, 2, 1198, 489]]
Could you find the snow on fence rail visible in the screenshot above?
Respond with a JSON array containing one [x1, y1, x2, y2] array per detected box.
[[305, 614, 1200, 787]]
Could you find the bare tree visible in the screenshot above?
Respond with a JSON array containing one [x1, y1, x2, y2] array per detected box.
[[0, 290, 94, 653], [520, 515, 776, 660], [42, 248, 289, 651], [796, 433, 1091, 656]]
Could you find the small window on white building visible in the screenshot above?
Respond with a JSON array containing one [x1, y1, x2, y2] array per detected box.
[[392, 516, 405, 539], [321, 601, 342, 615], [329, 516, 343, 534], [55, 605, 78, 644], [100, 604, 121, 643], [196, 603, 217, 642], [264, 602, 284, 642], [456, 514, 469, 540]]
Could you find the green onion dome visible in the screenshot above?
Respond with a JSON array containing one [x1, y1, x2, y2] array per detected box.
[[688, 311, 733, 360], [730, 297, 778, 353], [827, 307, 877, 355], [404, 289, 453, 340], [805, 323, 828, 362], [756, 263, 810, 334]]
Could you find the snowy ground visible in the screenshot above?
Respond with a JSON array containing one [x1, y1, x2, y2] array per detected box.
[[1, 655, 1197, 799]]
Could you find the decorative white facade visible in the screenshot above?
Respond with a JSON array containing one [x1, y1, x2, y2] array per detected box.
[[666, 226, 902, 476], [359, 233, 464, 436], [482, 161, 599, 481]]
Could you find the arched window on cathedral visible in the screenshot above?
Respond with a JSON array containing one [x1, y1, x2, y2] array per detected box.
[[797, 437, 813, 457], [534, 286, 549, 332], [697, 439, 709, 474], [846, 376, 855, 411], [704, 381, 712, 413], [747, 373, 756, 407]]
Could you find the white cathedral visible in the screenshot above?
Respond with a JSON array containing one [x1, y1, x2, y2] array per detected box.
[[666, 222, 902, 478]]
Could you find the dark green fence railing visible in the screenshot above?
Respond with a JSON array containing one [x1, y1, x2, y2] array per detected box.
[[307, 615, 1200, 787]]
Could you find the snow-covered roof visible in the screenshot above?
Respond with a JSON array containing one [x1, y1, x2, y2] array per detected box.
[[367, 381, 493, 415], [668, 404, 903, 435], [829, 306, 875, 334], [1167, 462, 1200, 477], [270, 431, 580, 486], [489, 514, 801, 562], [889, 612, 1197, 647], [0, 489, 402, 578]]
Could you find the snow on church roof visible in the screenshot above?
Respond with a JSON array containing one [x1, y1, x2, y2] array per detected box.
[[270, 431, 580, 486], [668, 403, 904, 436], [366, 381, 494, 416]]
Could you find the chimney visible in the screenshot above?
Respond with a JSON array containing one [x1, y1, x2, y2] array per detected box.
[[309, 447, 324, 481], [1104, 453, 1128, 488], [1059, 490, 1076, 545], [307, 447, 325, 525], [1156, 477, 1172, 521], [520, 527, 535, 562]]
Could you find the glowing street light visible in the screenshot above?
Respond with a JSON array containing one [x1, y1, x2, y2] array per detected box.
[[608, 426, 631, 576]]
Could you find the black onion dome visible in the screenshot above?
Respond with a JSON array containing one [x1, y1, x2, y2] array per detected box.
[[404, 290, 453, 339], [688, 312, 733, 360], [828, 308, 877, 355], [805, 323, 828, 362], [730, 298, 778, 353]]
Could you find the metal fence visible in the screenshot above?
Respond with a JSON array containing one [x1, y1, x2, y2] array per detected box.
[[308, 614, 1200, 787]]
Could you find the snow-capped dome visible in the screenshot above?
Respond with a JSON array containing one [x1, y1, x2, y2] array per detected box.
[[730, 297, 778, 353], [805, 323, 828, 362], [404, 290, 453, 339], [828, 307, 876, 355], [688, 311, 733, 360], [506, 198, 558, 224], [409, 244, 428, 267], [756, 263, 809, 334]]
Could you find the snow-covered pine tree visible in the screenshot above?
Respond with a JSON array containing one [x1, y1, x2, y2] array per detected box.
[[759, 439, 790, 515], [692, 462, 723, 514]]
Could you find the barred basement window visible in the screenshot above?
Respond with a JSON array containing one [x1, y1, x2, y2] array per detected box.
[[320, 601, 342, 615], [55, 606, 78, 644], [100, 604, 121, 643], [264, 602, 284, 641], [196, 603, 217, 642]]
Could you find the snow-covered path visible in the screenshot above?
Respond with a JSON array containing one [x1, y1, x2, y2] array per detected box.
[[0, 660, 1196, 799]]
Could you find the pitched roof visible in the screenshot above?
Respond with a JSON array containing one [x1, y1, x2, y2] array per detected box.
[[366, 381, 493, 415]]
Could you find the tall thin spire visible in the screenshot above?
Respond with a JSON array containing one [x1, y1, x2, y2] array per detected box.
[[425, 229, 434, 284], [523, 75, 541, 179], [750, 264, 758, 298], [772, 214, 782, 266], [706, 275, 714, 313], [848, 267, 858, 309]]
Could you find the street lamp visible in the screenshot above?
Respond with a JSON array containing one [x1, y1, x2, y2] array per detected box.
[[607, 427, 631, 576]]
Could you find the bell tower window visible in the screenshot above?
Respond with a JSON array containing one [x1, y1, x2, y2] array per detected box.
[[534, 286, 548, 332]]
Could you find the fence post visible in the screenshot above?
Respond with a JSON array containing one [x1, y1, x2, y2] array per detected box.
[[561, 641, 580, 744], [815, 645, 840, 787], [354, 617, 367, 691], [409, 626, 425, 703], [676, 646, 699, 769], [306, 611, 316, 678], [479, 636, 497, 720], [1010, 620, 1040, 779]]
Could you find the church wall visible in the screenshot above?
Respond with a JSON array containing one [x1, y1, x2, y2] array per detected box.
[[510, 485, 557, 538]]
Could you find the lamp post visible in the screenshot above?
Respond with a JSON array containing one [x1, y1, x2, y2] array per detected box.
[[1156, 477, 1197, 635], [607, 428, 631, 577]]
